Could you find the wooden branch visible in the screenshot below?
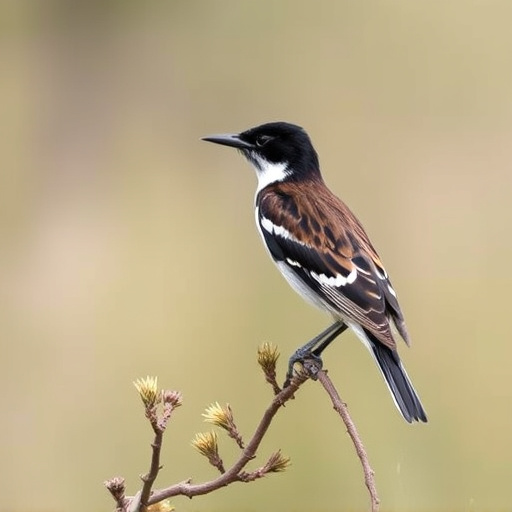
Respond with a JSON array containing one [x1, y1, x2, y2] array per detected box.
[[139, 430, 163, 510], [106, 348, 381, 512], [148, 373, 306, 504], [316, 369, 380, 512]]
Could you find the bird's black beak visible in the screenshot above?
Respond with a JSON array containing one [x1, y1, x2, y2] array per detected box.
[[202, 133, 254, 150]]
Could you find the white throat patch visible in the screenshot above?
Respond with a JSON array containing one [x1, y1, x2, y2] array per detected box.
[[250, 152, 289, 193]]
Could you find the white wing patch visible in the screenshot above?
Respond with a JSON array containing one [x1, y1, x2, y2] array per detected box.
[[311, 267, 357, 287], [286, 258, 302, 267], [374, 266, 389, 280], [259, 214, 305, 245], [257, 206, 359, 289]]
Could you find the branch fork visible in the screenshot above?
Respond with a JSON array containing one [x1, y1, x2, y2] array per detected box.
[[105, 345, 380, 512]]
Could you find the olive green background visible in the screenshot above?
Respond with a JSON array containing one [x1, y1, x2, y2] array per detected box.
[[1, 2, 511, 511]]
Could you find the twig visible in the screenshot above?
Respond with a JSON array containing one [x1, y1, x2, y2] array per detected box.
[[316, 369, 380, 512], [147, 373, 306, 504], [129, 378, 182, 512], [257, 342, 282, 395], [104, 476, 129, 511], [139, 430, 163, 510]]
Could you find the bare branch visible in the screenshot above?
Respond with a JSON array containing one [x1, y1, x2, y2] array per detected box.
[[109, 352, 381, 512], [139, 430, 164, 511], [147, 373, 307, 504], [316, 369, 380, 512], [132, 378, 183, 512]]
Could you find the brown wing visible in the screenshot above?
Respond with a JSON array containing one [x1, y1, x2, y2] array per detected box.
[[257, 179, 410, 350]]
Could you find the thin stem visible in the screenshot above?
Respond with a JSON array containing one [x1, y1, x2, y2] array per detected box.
[[139, 430, 164, 510], [316, 369, 380, 512]]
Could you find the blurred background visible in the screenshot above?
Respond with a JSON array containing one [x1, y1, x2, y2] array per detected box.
[[1, 1, 511, 511]]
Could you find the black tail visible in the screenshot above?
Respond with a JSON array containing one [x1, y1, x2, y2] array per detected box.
[[367, 333, 427, 423]]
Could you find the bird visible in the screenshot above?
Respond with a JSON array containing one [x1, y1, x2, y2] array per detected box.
[[202, 121, 427, 423]]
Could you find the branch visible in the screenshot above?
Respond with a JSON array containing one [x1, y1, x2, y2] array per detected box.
[[316, 368, 380, 512], [139, 430, 163, 509], [123, 377, 182, 512], [106, 345, 381, 512], [148, 372, 306, 504]]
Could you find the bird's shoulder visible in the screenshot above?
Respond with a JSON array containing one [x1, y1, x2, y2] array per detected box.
[[257, 179, 378, 262]]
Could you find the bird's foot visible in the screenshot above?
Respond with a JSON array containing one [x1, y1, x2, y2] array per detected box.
[[284, 348, 324, 387]]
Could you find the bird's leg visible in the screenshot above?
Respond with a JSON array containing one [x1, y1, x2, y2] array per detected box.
[[285, 320, 348, 385], [311, 321, 348, 357]]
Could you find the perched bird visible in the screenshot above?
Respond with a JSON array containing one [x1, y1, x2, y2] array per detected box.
[[202, 122, 427, 423]]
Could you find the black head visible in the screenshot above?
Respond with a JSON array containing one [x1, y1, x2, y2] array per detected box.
[[202, 122, 321, 183]]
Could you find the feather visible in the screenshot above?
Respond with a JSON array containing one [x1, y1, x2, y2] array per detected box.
[[257, 178, 409, 351]]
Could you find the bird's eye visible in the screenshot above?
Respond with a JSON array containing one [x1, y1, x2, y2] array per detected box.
[[255, 135, 272, 147]]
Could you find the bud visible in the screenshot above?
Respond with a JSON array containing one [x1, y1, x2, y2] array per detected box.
[[191, 431, 219, 458], [191, 431, 225, 472], [265, 450, 290, 473], [202, 402, 233, 431], [147, 500, 174, 512], [203, 402, 244, 449], [257, 342, 280, 373], [162, 390, 183, 409], [133, 376, 160, 408]]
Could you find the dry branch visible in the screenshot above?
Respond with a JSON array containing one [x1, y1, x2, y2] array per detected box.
[[317, 369, 380, 512], [105, 346, 380, 512]]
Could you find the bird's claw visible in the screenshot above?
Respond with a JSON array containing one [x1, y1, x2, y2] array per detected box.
[[284, 350, 324, 387]]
